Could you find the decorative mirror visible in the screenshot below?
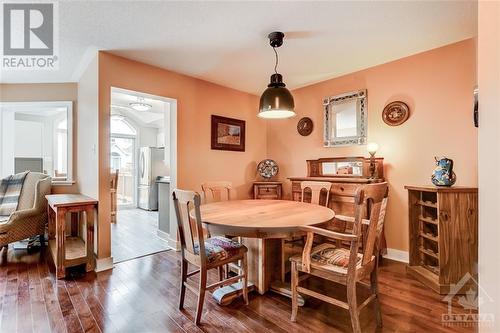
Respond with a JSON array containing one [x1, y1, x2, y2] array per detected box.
[[323, 90, 367, 146], [321, 160, 363, 176]]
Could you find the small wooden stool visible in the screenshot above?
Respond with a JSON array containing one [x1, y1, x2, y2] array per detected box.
[[46, 194, 97, 279]]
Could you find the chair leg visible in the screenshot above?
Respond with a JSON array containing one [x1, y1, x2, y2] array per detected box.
[[290, 261, 299, 322], [347, 280, 361, 333], [179, 259, 187, 310], [370, 269, 383, 328], [195, 268, 207, 325], [242, 253, 249, 305], [218, 265, 224, 283], [39, 234, 45, 247]]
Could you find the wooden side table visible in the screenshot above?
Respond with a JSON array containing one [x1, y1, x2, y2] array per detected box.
[[253, 181, 282, 200], [46, 194, 97, 279]]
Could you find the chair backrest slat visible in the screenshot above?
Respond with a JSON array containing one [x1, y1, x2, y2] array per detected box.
[[201, 181, 232, 203], [359, 183, 389, 265], [173, 189, 206, 260], [300, 181, 332, 206]]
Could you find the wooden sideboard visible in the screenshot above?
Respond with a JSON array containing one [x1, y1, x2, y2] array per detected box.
[[405, 185, 478, 294], [289, 157, 384, 217]]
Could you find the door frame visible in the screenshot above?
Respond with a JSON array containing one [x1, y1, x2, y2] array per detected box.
[[110, 87, 178, 250]]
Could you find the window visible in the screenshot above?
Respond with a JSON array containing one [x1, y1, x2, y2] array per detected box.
[[0, 101, 73, 183], [111, 115, 137, 136], [110, 115, 137, 206]]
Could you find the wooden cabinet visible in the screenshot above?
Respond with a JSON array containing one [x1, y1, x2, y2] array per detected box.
[[253, 181, 282, 200], [405, 185, 478, 294]]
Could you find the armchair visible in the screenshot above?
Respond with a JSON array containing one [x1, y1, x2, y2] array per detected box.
[[0, 172, 51, 247], [290, 182, 388, 333]]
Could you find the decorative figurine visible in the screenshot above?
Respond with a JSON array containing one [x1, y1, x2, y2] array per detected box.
[[431, 157, 456, 187]]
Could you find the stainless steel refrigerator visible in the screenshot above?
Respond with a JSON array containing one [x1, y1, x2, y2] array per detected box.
[[138, 147, 167, 210]]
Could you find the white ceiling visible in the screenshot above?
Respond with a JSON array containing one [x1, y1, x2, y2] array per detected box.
[[111, 90, 165, 129], [0, 1, 477, 95]]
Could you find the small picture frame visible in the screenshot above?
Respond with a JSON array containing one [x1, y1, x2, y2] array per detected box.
[[211, 115, 246, 152]]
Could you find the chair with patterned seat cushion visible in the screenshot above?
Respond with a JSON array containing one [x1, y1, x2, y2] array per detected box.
[[173, 189, 249, 325], [281, 181, 333, 282], [290, 182, 388, 333], [201, 181, 241, 278], [194, 235, 246, 264]]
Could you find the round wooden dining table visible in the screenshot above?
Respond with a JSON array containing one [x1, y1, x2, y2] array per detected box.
[[191, 199, 335, 305], [195, 199, 335, 238]]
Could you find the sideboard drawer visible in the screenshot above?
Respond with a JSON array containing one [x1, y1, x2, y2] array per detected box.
[[258, 185, 278, 196], [253, 182, 282, 200]]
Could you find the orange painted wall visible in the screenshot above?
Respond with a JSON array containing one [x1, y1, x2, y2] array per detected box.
[[267, 39, 477, 252], [98, 52, 266, 258]]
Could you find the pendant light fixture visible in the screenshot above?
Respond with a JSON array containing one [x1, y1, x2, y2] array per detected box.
[[258, 31, 296, 119]]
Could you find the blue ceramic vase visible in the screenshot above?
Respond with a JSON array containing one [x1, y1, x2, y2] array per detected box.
[[431, 157, 456, 187]]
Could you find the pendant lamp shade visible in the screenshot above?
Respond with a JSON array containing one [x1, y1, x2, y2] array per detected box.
[[258, 32, 296, 119], [258, 74, 295, 119]]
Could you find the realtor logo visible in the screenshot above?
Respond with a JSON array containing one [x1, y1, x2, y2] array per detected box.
[[442, 273, 495, 328], [1, 1, 59, 70]]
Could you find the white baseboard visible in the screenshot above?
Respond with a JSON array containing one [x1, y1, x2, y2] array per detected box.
[[156, 229, 170, 241], [156, 229, 179, 251], [383, 248, 409, 263], [95, 256, 114, 272]]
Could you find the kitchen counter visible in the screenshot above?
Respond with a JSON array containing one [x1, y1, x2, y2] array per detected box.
[[156, 176, 171, 184], [157, 178, 171, 235]]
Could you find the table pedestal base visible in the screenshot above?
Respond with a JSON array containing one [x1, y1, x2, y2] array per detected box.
[[212, 281, 255, 306]]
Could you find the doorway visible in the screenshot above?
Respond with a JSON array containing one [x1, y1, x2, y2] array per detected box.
[[110, 87, 176, 263], [110, 119, 137, 207]]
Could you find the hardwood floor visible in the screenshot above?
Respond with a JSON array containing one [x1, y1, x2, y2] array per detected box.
[[111, 208, 170, 263], [0, 247, 476, 333]]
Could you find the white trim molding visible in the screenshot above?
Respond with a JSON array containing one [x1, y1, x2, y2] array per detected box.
[[95, 256, 114, 272], [156, 229, 179, 251], [383, 248, 409, 263]]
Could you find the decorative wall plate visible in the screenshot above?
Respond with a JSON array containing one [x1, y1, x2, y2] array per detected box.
[[297, 117, 313, 136], [382, 101, 410, 126], [257, 159, 279, 180]]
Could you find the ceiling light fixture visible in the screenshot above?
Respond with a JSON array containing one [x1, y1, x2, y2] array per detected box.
[[258, 31, 295, 119], [129, 97, 152, 111]]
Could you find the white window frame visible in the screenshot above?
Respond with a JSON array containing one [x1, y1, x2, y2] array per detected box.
[[0, 101, 74, 185]]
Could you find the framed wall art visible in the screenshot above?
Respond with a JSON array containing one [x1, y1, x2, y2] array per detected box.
[[211, 115, 246, 152]]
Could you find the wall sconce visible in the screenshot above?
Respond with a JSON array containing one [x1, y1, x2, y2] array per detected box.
[[367, 142, 379, 178]]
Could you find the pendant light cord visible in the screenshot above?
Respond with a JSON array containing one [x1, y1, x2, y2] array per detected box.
[[273, 47, 279, 74]]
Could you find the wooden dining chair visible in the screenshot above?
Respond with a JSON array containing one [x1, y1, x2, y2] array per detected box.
[[201, 181, 233, 203], [300, 181, 332, 206], [110, 169, 119, 223], [173, 189, 249, 325], [334, 193, 389, 256], [290, 182, 388, 333], [281, 181, 333, 282], [201, 181, 241, 277]]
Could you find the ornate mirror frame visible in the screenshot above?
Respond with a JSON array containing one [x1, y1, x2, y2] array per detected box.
[[323, 89, 367, 147]]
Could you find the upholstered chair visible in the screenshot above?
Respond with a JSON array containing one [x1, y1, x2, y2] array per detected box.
[[0, 173, 51, 247]]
